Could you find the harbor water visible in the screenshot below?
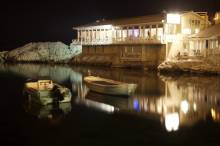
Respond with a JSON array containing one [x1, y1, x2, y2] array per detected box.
[[0, 63, 220, 146]]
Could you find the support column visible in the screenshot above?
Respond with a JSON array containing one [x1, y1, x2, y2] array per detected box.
[[88, 30, 90, 43], [149, 25, 152, 39], [81, 30, 85, 42], [139, 26, 141, 39], [105, 29, 108, 42], [156, 24, 158, 40], [112, 28, 114, 41], [132, 26, 135, 39], [91, 29, 94, 43], [115, 29, 118, 41], [95, 29, 97, 42], [85, 30, 88, 42], [100, 29, 102, 41], [126, 26, 129, 38], [77, 30, 80, 41], [121, 28, 123, 41], [98, 29, 100, 41], [143, 26, 145, 38]]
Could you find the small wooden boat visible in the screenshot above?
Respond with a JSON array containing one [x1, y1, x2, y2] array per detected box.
[[84, 76, 137, 96], [23, 80, 71, 105]]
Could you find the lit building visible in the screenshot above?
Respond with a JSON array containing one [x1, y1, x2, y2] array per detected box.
[[214, 12, 220, 24], [187, 24, 220, 64], [72, 11, 210, 68]]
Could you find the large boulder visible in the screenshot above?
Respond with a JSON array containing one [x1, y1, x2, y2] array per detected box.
[[5, 42, 82, 63], [0, 51, 8, 62]]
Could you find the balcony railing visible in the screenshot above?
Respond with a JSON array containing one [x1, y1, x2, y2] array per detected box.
[[72, 37, 164, 45]]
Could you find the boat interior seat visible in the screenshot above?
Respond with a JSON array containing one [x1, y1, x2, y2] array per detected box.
[[38, 80, 54, 90]]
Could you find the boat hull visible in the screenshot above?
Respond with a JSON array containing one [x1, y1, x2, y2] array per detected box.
[[23, 83, 72, 105], [84, 76, 137, 96]]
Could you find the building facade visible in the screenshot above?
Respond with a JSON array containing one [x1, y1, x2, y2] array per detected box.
[[72, 11, 210, 68], [187, 24, 220, 65]]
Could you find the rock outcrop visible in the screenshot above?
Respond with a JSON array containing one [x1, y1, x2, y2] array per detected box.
[[158, 60, 220, 74], [5, 42, 82, 63], [0, 51, 8, 62]]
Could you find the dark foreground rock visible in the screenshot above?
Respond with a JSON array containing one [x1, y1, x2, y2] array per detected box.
[[4, 42, 82, 63]]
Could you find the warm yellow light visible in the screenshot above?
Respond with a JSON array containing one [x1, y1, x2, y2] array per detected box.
[[181, 100, 189, 114], [165, 113, 179, 132], [167, 13, 181, 24], [195, 28, 200, 34], [193, 103, 197, 111], [102, 25, 112, 29], [182, 28, 191, 35], [211, 108, 216, 121]]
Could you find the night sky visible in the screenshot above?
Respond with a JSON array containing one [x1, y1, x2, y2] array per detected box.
[[1, 0, 220, 51]]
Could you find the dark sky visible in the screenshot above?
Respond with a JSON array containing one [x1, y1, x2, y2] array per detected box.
[[0, 0, 220, 50]]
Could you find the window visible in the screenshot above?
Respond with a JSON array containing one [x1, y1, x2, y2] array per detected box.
[[190, 19, 201, 27]]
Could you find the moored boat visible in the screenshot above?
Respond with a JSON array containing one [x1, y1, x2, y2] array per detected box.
[[23, 80, 71, 105], [84, 76, 137, 96]]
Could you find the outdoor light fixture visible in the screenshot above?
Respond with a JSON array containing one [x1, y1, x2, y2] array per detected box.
[[195, 28, 200, 34], [167, 13, 181, 24]]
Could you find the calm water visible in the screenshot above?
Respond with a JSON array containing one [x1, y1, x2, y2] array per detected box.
[[0, 63, 220, 146]]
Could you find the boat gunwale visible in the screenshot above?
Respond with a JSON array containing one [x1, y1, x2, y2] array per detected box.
[[24, 82, 62, 91], [84, 76, 136, 88]]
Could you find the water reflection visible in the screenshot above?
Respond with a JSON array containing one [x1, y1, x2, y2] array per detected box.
[[1, 63, 220, 131], [23, 95, 71, 124]]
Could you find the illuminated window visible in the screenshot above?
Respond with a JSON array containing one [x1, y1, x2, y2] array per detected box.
[[128, 29, 133, 37], [122, 30, 127, 38], [167, 13, 181, 24], [133, 29, 139, 37], [167, 24, 176, 34], [190, 19, 201, 27], [182, 28, 191, 35], [151, 28, 156, 39]]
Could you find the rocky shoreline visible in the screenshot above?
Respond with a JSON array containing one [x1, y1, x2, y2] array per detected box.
[[158, 60, 220, 75], [0, 42, 82, 63], [1, 42, 220, 75]]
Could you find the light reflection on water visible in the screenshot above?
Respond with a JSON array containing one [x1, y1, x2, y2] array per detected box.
[[1, 63, 220, 132]]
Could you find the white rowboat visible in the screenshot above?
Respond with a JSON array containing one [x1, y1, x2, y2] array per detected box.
[[84, 76, 137, 96]]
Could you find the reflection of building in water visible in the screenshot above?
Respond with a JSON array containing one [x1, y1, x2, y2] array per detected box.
[[76, 75, 220, 132], [134, 76, 220, 131], [1, 64, 220, 130], [75, 67, 165, 97]]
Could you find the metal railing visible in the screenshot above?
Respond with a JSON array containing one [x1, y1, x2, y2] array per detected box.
[[72, 37, 164, 45]]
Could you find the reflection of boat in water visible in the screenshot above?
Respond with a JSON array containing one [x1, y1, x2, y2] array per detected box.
[[23, 80, 71, 105], [24, 99, 71, 119], [84, 76, 137, 96], [75, 91, 133, 113]]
